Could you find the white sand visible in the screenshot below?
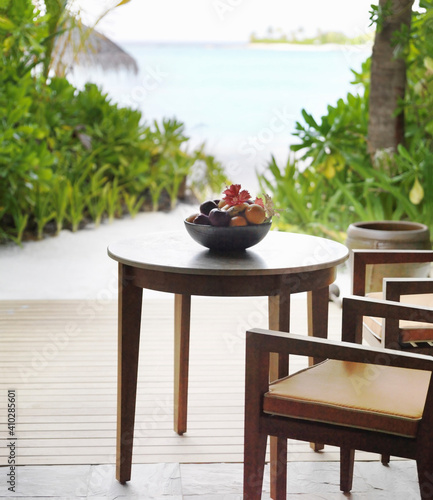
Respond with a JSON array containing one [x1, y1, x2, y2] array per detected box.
[[0, 203, 196, 301]]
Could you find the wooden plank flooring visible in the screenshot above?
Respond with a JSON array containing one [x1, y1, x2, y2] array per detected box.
[[0, 297, 379, 466]]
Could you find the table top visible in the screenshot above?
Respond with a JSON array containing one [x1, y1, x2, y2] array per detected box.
[[107, 231, 349, 277]]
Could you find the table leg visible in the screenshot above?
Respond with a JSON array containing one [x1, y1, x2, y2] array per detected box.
[[307, 286, 329, 364], [307, 286, 329, 452], [268, 294, 290, 380], [116, 264, 143, 484], [268, 293, 290, 499], [174, 293, 191, 435]]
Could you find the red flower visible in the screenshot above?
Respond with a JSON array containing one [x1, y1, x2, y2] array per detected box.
[[254, 197, 264, 208], [222, 184, 251, 206]]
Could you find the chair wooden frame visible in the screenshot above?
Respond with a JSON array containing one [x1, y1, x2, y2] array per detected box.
[[352, 250, 433, 467], [243, 296, 433, 499], [352, 249, 433, 353], [352, 249, 433, 296]]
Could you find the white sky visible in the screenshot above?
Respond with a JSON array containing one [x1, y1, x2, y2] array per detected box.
[[73, 0, 378, 43]]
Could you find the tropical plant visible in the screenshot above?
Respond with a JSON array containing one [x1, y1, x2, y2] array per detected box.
[[260, 1, 433, 241], [0, 1, 228, 244]]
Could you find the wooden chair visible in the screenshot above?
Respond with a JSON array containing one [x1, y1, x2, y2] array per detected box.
[[352, 249, 433, 354], [353, 250, 433, 467], [243, 295, 433, 499]]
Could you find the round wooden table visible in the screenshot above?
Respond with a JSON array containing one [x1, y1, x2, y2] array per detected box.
[[108, 230, 349, 483]]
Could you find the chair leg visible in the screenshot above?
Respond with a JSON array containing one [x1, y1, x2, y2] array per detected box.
[[243, 431, 267, 500], [417, 454, 433, 500], [340, 448, 355, 493], [270, 437, 287, 500], [381, 453, 390, 465]]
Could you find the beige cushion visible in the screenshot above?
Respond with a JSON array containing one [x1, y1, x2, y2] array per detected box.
[[263, 359, 430, 437], [365, 292, 433, 346]]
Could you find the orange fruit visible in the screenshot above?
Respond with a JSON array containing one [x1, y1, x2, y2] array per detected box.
[[229, 215, 248, 227], [245, 204, 266, 224]]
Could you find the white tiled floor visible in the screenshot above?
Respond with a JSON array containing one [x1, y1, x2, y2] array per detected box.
[[0, 460, 422, 499]]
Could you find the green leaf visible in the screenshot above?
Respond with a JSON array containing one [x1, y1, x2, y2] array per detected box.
[[396, 144, 414, 164], [0, 15, 14, 31], [38, 168, 53, 182], [301, 109, 319, 129]]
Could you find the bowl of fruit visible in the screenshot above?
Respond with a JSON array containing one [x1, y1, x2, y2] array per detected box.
[[184, 184, 276, 251]]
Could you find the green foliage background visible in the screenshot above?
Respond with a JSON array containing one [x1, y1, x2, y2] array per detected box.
[[260, 0, 433, 242], [0, 0, 227, 244], [3, 1, 432, 245]]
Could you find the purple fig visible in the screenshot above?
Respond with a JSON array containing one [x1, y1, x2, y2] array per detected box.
[[193, 214, 211, 225], [200, 200, 218, 215], [208, 208, 231, 227]]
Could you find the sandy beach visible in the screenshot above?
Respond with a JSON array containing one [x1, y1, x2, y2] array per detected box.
[[246, 42, 372, 51], [0, 203, 196, 301]]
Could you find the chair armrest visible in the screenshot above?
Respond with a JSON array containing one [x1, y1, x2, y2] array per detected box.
[[383, 278, 433, 301], [246, 327, 433, 372], [341, 294, 433, 345], [352, 249, 433, 296], [245, 295, 433, 404], [379, 278, 433, 348]]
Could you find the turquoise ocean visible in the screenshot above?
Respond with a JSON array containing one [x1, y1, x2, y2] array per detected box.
[[70, 42, 372, 190]]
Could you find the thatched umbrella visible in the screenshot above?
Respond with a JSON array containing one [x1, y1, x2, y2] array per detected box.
[[51, 19, 138, 77]]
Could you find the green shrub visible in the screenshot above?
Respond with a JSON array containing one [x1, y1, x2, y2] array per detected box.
[[0, 2, 227, 244], [260, 3, 433, 241]]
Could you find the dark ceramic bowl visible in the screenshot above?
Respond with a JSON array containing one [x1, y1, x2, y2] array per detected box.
[[184, 220, 272, 251]]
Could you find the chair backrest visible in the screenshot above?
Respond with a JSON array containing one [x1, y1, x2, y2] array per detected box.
[[352, 249, 433, 296], [351, 250, 433, 352]]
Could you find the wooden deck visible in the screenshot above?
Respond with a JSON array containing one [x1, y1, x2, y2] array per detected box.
[[0, 297, 379, 466]]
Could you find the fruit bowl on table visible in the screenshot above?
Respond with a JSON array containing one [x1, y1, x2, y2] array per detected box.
[[184, 183, 277, 251], [184, 219, 272, 251]]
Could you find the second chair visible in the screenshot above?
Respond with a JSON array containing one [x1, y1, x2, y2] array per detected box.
[[243, 295, 433, 499], [352, 249, 433, 353]]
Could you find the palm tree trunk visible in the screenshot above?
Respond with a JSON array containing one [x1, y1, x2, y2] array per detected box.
[[368, 0, 414, 158]]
